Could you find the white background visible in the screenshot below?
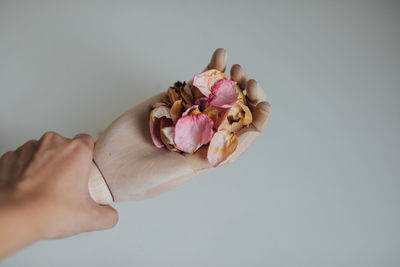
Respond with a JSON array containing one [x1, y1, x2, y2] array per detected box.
[[1, 1, 399, 266]]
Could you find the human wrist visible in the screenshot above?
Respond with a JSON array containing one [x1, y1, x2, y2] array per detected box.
[[0, 193, 44, 242], [0, 195, 44, 259]]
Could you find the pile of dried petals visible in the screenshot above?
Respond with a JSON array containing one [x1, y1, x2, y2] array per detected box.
[[149, 69, 252, 167]]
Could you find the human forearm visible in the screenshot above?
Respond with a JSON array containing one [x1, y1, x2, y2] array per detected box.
[[0, 197, 42, 259]]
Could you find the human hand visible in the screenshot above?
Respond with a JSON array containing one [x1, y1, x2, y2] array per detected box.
[[0, 132, 118, 247], [91, 48, 271, 202]]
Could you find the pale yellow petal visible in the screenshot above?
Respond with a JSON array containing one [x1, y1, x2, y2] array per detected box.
[[236, 85, 247, 105], [160, 126, 179, 151], [207, 130, 238, 167]]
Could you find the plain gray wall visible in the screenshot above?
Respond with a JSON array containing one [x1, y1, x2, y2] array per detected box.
[[1, 1, 399, 266]]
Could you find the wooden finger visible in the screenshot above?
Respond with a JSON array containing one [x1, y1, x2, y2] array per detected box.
[[205, 48, 227, 72], [252, 101, 271, 132], [246, 79, 266, 103], [230, 64, 248, 89]]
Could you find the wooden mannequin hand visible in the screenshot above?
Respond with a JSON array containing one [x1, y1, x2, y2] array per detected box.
[[92, 49, 271, 203]]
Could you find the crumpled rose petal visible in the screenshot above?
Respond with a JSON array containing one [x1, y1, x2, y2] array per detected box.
[[194, 97, 209, 111], [192, 69, 227, 97], [182, 105, 201, 117], [183, 82, 193, 97], [203, 106, 229, 130], [218, 103, 253, 132], [209, 79, 239, 108], [190, 84, 205, 100], [160, 117, 173, 129], [168, 87, 180, 104], [207, 130, 238, 167], [149, 106, 172, 148], [237, 103, 252, 125], [160, 126, 179, 151], [236, 85, 247, 105], [170, 100, 183, 123], [150, 105, 171, 120], [174, 113, 214, 153], [166, 81, 194, 109], [179, 83, 193, 108]]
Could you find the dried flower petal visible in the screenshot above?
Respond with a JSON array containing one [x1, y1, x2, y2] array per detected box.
[[218, 103, 253, 132], [168, 87, 180, 103], [236, 85, 247, 105], [183, 83, 193, 97], [160, 117, 173, 129], [150, 106, 171, 122], [179, 82, 193, 107], [166, 81, 194, 109], [149, 106, 172, 148], [203, 106, 228, 129], [174, 113, 214, 153], [182, 105, 201, 116], [209, 79, 239, 108], [190, 84, 205, 99], [193, 69, 227, 97], [194, 97, 209, 111], [160, 126, 179, 151], [170, 100, 183, 123], [207, 130, 238, 167], [240, 104, 253, 125]]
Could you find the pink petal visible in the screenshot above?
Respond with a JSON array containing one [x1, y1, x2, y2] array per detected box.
[[207, 130, 238, 167], [174, 113, 214, 153], [192, 69, 227, 97], [209, 79, 239, 108], [149, 106, 172, 148]]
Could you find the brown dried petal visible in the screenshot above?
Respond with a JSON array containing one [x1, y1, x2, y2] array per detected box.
[[179, 82, 193, 107], [170, 100, 183, 123], [190, 84, 205, 100], [168, 87, 180, 103]]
